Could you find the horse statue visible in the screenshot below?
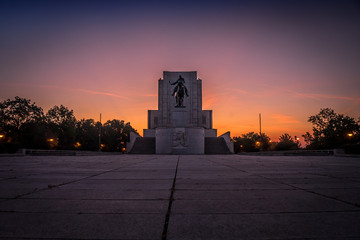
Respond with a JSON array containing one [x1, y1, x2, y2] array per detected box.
[[171, 75, 188, 107]]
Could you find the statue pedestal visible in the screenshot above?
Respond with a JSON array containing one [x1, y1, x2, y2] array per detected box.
[[172, 108, 189, 127]]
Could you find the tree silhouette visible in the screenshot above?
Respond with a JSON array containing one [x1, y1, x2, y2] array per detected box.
[[102, 119, 138, 152], [275, 133, 299, 150], [0, 96, 44, 131], [233, 132, 270, 152], [46, 105, 77, 149], [303, 108, 359, 149], [0, 97, 45, 151], [1, 96, 138, 153], [75, 119, 99, 150]]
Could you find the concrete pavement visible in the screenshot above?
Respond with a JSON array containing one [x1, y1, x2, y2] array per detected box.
[[0, 155, 359, 239]]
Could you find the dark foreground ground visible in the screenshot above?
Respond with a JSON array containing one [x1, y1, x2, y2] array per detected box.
[[0, 155, 359, 240]]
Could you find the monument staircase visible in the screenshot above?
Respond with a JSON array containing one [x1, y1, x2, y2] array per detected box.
[[205, 137, 232, 154], [129, 137, 155, 154], [129, 136, 232, 154]]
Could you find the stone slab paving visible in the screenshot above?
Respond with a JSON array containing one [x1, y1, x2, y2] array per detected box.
[[0, 155, 359, 240], [169, 155, 360, 240]]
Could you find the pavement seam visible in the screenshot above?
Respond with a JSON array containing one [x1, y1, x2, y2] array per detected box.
[[271, 181, 360, 208], [161, 155, 180, 240], [204, 157, 360, 209], [0, 237, 158, 240], [3, 157, 158, 202], [2, 209, 359, 215]]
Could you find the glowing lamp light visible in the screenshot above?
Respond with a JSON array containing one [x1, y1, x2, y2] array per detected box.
[[348, 133, 353, 137], [269, 140, 272, 143], [255, 141, 260, 146], [0, 134, 4, 139], [75, 142, 81, 148], [48, 138, 54, 142], [296, 137, 300, 140]]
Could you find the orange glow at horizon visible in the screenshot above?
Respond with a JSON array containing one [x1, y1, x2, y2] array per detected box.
[[1, 69, 359, 148], [1, 67, 359, 148]]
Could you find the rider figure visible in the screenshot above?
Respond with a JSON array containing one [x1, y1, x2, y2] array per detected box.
[[171, 75, 188, 97], [171, 75, 188, 107], [171, 75, 185, 87]]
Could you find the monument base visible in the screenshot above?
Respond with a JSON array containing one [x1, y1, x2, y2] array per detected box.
[[155, 127, 204, 154]]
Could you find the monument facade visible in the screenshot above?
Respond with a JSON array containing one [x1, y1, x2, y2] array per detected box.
[[127, 71, 233, 154]]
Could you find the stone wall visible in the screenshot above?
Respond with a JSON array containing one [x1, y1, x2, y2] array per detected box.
[[155, 127, 205, 154]]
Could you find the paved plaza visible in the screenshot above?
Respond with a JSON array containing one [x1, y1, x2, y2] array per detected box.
[[0, 154, 359, 240]]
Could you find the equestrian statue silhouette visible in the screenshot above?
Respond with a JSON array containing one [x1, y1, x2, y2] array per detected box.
[[170, 75, 188, 108]]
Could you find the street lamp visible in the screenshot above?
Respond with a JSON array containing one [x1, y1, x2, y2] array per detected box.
[[98, 113, 102, 152]]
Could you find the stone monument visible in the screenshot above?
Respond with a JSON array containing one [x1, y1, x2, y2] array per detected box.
[[127, 71, 234, 154]]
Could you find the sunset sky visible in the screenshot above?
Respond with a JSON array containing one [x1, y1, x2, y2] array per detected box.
[[1, 0, 360, 143]]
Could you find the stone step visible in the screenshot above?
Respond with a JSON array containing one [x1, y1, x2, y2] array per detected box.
[[205, 137, 232, 154], [129, 137, 155, 154]]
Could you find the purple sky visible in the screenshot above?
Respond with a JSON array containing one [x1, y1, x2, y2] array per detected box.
[[1, 0, 359, 141]]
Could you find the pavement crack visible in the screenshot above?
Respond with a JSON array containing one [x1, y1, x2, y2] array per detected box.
[[4, 157, 157, 202], [203, 158, 360, 209], [161, 155, 180, 240]]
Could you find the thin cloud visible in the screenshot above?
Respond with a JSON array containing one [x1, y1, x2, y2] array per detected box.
[[141, 94, 157, 97], [203, 88, 247, 107], [259, 83, 359, 101], [271, 114, 301, 124], [40, 85, 129, 100], [343, 98, 360, 115], [292, 91, 358, 101], [203, 92, 228, 108], [225, 88, 249, 95], [3, 82, 156, 100]]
